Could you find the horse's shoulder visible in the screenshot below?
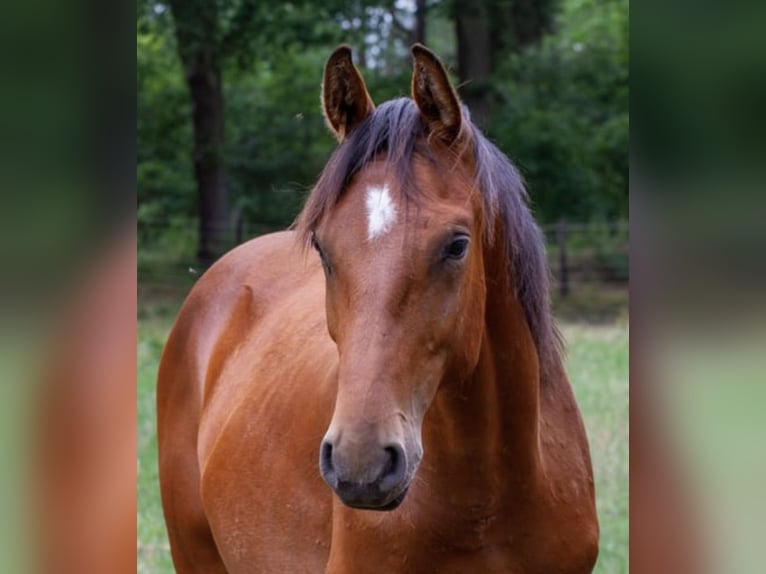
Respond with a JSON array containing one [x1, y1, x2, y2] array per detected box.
[[200, 229, 307, 286], [176, 230, 310, 317], [160, 230, 316, 384]]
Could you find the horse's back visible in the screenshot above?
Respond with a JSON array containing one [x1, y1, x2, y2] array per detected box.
[[158, 231, 335, 573]]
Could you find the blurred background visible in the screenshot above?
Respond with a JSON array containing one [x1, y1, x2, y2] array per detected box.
[[3, 0, 765, 570]]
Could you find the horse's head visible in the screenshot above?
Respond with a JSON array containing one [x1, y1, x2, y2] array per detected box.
[[302, 45, 491, 510]]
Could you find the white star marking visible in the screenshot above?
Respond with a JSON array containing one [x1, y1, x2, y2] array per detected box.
[[365, 184, 397, 240]]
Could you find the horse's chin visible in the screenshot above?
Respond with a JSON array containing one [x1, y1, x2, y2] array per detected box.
[[341, 486, 409, 512], [378, 487, 409, 511]]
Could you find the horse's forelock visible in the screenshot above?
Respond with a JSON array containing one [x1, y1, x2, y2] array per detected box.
[[294, 98, 424, 246]]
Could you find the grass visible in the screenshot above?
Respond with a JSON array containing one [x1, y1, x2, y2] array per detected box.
[[137, 310, 628, 573], [137, 314, 176, 574], [562, 321, 629, 573]]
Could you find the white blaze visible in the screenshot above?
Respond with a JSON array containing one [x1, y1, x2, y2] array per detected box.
[[365, 184, 397, 240]]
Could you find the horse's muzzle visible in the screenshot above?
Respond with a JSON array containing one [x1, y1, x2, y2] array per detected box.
[[319, 440, 409, 511]]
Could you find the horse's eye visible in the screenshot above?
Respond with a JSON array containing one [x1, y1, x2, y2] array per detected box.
[[444, 235, 470, 261]]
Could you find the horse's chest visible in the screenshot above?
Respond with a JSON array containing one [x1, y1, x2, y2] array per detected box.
[[326, 536, 521, 574], [328, 505, 593, 574]]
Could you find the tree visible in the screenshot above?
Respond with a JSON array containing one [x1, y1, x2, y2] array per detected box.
[[166, 0, 227, 266], [452, 0, 559, 126], [138, 0, 628, 270], [165, 0, 396, 266], [488, 0, 628, 222], [454, 0, 493, 124]]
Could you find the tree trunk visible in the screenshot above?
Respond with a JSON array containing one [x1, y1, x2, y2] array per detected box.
[[188, 57, 228, 268], [509, 0, 555, 48], [413, 0, 427, 45], [454, 0, 493, 127], [168, 0, 229, 268]]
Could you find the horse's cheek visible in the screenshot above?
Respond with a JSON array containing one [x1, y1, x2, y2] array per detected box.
[[456, 264, 486, 370]]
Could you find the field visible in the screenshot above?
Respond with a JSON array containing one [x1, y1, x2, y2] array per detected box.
[[138, 311, 628, 573]]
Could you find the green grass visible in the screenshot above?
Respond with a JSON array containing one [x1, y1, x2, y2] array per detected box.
[[137, 315, 628, 573], [137, 315, 175, 573], [562, 322, 629, 573]]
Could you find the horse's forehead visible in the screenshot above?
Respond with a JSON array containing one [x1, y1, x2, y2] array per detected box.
[[324, 157, 477, 251], [340, 177, 459, 243]]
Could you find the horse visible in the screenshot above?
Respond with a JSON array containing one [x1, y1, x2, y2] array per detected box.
[[157, 44, 598, 573]]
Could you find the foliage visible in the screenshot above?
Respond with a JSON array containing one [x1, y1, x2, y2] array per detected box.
[[138, 0, 628, 249], [224, 53, 413, 228], [137, 10, 195, 245], [489, 0, 628, 222]]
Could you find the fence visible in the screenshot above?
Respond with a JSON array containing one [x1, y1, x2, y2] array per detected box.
[[540, 220, 629, 298], [138, 218, 628, 312]]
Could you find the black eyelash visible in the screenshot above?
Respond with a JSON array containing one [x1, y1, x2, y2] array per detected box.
[[311, 232, 333, 275]]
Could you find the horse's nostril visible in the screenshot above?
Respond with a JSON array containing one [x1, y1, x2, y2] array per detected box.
[[319, 440, 336, 485], [379, 444, 406, 492], [383, 446, 398, 475]]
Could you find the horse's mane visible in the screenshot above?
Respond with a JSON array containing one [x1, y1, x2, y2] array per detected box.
[[295, 97, 561, 379]]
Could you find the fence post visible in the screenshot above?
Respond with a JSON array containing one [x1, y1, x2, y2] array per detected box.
[[557, 218, 569, 298]]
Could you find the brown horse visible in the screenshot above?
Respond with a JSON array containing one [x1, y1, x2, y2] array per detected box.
[[158, 44, 598, 573]]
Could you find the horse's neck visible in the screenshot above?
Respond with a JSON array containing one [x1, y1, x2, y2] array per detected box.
[[424, 269, 545, 503]]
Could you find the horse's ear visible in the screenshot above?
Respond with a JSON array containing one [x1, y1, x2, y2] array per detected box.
[[411, 44, 463, 145], [322, 45, 375, 141]]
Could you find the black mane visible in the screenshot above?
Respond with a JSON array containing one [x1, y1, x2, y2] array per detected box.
[[295, 97, 561, 378]]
